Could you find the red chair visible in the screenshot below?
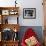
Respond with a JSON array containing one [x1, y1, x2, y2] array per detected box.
[[21, 28, 41, 46]]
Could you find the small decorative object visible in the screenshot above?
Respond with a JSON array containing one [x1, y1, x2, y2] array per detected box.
[[2, 10, 9, 15], [13, 32, 18, 41], [10, 11, 15, 15], [15, 0, 17, 7], [14, 28, 17, 32], [13, 28, 18, 40], [9, 9, 18, 15], [5, 18, 8, 24], [23, 8, 36, 19]]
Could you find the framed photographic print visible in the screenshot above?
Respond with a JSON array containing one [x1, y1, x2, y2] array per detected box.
[[23, 8, 36, 19]]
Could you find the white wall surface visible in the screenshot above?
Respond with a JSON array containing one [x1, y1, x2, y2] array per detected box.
[[0, 0, 44, 26]]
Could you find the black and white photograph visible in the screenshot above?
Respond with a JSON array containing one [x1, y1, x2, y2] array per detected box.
[[23, 8, 36, 19]]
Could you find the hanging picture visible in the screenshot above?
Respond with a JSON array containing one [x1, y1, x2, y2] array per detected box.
[[23, 8, 36, 19]]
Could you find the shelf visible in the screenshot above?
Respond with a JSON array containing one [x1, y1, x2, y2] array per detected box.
[[1, 40, 19, 46], [0, 7, 20, 46], [2, 40, 19, 43], [1, 15, 19, 24], [0, 24, 20, 32], [0, 7, 19, 24], [0, 7, 19, 10], [0, 7, 19, 16]]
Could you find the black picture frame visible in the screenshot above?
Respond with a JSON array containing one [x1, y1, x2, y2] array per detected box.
[[23, 8, 36, 19]]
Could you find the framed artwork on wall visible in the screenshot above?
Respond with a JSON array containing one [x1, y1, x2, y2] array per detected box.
[[23, 8, 36, 19]]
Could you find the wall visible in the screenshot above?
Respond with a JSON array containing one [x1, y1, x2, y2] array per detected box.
[[0, 0, 44, 26], [18, 0, 44, 26]]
